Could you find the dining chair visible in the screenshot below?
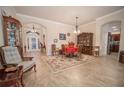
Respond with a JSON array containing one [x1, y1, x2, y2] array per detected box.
[[93, 46, 100, 56]]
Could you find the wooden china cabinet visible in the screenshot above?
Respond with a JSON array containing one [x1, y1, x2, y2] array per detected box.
[[3, 16, 23, 57], [77, 33, 93, 55]]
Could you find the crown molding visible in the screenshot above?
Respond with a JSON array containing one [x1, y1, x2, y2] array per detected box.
[[96, 8, 124, 21], [79, 21, 96, 28], [16, 13, 74, 27]]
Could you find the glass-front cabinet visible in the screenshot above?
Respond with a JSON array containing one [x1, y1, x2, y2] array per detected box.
[[3, 16, 22, 46]]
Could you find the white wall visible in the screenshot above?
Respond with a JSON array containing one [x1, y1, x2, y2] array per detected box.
[[0, 7, 16, 46], [100, 22, 121, 56], [16, 14, 76, 55], [79, 21, 96, 46], [96, 9, 124, 56]]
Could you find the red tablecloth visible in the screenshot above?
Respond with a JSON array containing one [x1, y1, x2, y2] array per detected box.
[[65, 47, 78, 54]]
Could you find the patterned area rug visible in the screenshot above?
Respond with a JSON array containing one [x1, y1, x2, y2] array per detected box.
[[46, 55, 95, 73]]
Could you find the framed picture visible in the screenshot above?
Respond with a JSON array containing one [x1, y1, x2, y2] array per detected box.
[[59, 33, 66, 40], [54, 39, 58, 43]]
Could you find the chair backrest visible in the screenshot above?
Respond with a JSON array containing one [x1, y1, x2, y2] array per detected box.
[[61, 44, 65, 51], [61, 44, 66, 54], [77, 45, 83, 53], [1, 46, 22, 64], [51, 44, 56, 51], [93, 46, 100, 51], [68, 42, 75, 48]]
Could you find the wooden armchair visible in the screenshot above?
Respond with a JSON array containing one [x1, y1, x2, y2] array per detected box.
[[0, 53, 23, 87], [51, 44, 56, 56], [61, 44, 66, 55]]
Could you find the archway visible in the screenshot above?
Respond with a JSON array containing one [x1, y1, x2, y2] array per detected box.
[[22, 22, 47, 53], [26, 32, 40, 52], [101, 21, 121, 59]]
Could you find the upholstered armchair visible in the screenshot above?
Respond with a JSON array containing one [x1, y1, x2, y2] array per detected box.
[[0, 51, 24, 87], [0, 46, 36, 73]]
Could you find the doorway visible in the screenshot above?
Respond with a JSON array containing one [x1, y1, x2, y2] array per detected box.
[[101, 21, 121, 60], [26, 33, 40, 52], [107, 32, 120, 58], [23, 23, 47, 55]]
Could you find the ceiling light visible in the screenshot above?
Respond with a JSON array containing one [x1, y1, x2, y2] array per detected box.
[[74, 17, 80, 34]]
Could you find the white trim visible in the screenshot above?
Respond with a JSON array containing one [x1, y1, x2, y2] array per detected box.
[[16, 8, 124, 28], [79, 8, 124, 26], [96, 8, 124, 20], [16, 13, 74, 27], [79, 21, 96, 27]]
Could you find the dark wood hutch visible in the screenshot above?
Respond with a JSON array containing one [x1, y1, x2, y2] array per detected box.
[[77, 32, 93, 55]]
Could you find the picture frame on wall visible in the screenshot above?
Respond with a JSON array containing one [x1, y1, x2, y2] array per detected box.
[[54, 39, 58, 43], [59, 33, 66, 40]]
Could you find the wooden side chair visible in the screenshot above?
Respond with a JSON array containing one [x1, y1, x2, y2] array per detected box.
[[51, 44, 56, 56], [61, 44, 66, 55], [51, 44, 59, 56], [93, 46, 100, 56], [77, 45, 83, 59]]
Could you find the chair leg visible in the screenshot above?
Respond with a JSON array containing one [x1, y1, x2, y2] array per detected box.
[[16, 80, 21, 87], [34, 64, 36, 72], [20, 73, 25, 87], [18, 66, 24, 87]]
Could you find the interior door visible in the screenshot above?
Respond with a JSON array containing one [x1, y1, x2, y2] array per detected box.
[[26, 36, 40, 52], [107, 32, 112, 55]]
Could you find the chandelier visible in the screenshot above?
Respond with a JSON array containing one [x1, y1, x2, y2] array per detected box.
[[32, 25, 39, 35], [74, 17, 80, 34], [32, 25, 37, 33], [26, 24, 39, 35]]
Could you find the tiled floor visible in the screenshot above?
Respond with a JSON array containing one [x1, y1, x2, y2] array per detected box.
[[23, 52, 124, 87]]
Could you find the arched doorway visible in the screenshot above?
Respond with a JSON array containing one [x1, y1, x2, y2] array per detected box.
[[22, 22, 47, 53], [26, 33, 40, 52], [101, 21, 121, 59]]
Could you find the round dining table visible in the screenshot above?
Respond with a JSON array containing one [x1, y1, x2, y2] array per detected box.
[[65, 47, 78, 57]]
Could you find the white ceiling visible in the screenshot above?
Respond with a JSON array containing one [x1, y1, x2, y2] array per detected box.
[[15, 6, 124, 25]]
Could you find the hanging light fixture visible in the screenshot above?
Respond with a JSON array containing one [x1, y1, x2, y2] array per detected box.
[[26, 24, 39, 35], [32, 25, 37, 33], [74, 17, 80, 34], [30, 24, 39, 35]]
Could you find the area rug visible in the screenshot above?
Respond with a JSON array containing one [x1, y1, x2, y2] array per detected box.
[[46, 55, 95, 73]]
